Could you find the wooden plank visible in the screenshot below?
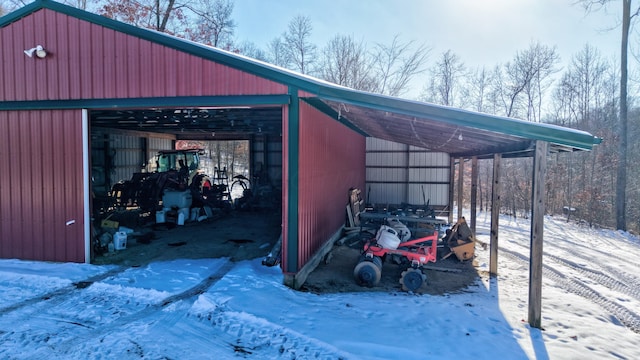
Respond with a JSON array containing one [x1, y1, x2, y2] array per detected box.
[[448, 157, 455, 224], [283, 227, 343, 289], [490, 153, 501, 276], [349, 188, 362, 226], [528, 140, 547, 329], [423, 264, 462, 273], [346, 204, 355, 228]]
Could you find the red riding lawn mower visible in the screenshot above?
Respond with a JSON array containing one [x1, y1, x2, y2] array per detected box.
[[353, 225, 438, 292]]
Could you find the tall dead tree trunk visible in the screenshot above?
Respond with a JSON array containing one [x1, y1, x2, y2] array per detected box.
[[616, 0, 630, 230]]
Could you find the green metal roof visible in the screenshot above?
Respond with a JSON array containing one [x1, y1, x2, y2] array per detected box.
[[2, 0, 601, 157]]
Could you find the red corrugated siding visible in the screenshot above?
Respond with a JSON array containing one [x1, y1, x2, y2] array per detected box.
[[0, 110, 85, 262], [0, 9, 286, 102], [294, 101, 365, 272]]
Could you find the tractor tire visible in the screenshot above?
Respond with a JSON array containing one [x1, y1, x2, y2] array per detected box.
[[353, 256, 382, 287], [399, 268, 426, 292]]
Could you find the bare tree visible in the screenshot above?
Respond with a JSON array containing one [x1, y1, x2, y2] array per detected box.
[[186, 0, 236, 48], [319, 34, 376, 91], [491, 42, 559, 120], [2, 0, 95, 10], [283, 15, 317, 74], [465, 66, 493, 113], [523, 42, 560, 122], [421, 50, 466, 106], [549, 44, 613, 224], [578, 0, 639, 230], [236, 41, 267, 62], [99, 0, 189, 34], [371, 35, 430, 97], [266, 37, 291, 69]]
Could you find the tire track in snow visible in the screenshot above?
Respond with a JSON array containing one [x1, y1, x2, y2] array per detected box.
[[20, 255, 352, 360], [0, 265, 127, 316], [499, 247, 640, 334], [536, 240, 640, 292], [6, 260, 237, 358], [509, 242, 640, 303], [190, 306, 353, 359]]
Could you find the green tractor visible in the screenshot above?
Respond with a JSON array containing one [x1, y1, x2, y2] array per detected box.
[[110, 149, 228, 213]]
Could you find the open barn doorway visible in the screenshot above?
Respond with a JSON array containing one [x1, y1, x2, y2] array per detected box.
[[89, 109, 283, 267]]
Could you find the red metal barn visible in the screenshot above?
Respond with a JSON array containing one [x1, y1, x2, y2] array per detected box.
[[0, 1, 365, 279], [0, 0, 601, 303]]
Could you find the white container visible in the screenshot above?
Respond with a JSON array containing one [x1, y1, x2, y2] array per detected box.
[[156, 210, 165, 223], [118, 226, 134, 234], [162, 190, 192, 209], [178, 207, 190, 222], [113, 231, 127, 250], [387, 218, 411, 241], [177, 212, 185, 226], [376, 225, 401, 250]]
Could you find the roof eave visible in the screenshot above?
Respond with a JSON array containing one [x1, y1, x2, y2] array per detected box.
[[311, 87, 601, 152]]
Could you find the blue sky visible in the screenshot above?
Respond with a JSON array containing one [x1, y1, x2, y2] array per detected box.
[[232, 0, 622, 97]]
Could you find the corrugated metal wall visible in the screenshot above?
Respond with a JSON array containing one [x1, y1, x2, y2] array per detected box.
[[292, 101, 366, 272], [0, 8, 290, 263], [251, 134, 283, 189], [91, 128, 175, 195], [366, 138, 450, 207], [0, 8, 287, 102], [0, 110, 85, 262]]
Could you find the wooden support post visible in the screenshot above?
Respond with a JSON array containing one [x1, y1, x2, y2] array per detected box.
[[470, 157, 478, 235], [457, 157, 464, 220], [529, 141, 547, 329], [490, 153, 501, 276], [448, 157, 455, 224]]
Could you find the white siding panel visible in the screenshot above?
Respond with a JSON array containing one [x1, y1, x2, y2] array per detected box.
[[409, 151, 449, 166], [409, 167, 449, 183], [366, 152, 409, 167], [367, 137, 406, 151], [408, 184, 449, 205], [366, 138, 451, 206]]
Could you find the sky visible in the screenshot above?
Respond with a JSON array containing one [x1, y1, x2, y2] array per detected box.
[[0, 210, 639, 359], [232, 0, 623, 98]]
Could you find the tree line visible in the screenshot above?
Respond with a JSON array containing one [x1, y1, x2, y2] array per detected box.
[[1, 0, 638, 233]]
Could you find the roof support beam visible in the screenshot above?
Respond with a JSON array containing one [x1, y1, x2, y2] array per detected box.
[[470, 157, 478, 235], [0, 95, 291, 111], [448, 157, 455, 224], [457, 157, 464, 221], [490, 153, 502, 276], [284, 87, 300, 275], [528, 140, 548, 329]]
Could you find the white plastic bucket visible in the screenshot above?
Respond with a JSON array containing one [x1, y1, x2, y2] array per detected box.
[[387, 218, 411, 241], [162, 190, 193, 208], [376, 225, 401, 249], [113, 231, 127, 250]]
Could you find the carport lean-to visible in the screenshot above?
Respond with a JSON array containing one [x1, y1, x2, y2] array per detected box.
[[0, 0, 600, 330]]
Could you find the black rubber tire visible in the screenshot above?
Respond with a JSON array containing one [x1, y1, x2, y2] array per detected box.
[[400, 268, 426, 292], [353, 258, 382, 287]]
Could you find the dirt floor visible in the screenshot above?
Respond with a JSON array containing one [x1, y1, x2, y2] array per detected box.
[[92, 211, 481, 295], [92, 209, 283, 267], [301, 236, 481, 295]]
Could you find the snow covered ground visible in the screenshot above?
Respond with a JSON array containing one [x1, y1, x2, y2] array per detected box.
[[0, 211, 639, 359]]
